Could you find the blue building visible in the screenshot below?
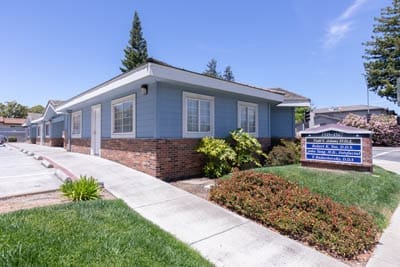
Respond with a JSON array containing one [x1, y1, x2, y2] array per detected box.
[[27, 59, 310, 180]]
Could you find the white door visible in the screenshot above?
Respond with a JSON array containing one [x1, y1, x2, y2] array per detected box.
[[91, 104, 101, 156]]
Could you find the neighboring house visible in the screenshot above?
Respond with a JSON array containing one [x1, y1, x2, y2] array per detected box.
[[310, 105, 391, 127], [0, 116, 26, 142], [26, 59, 310, 180], [26, 100, 66, 147], [23, 112, 42, 140]]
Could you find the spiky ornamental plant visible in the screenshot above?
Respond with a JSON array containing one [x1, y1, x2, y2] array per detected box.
[[120, 11, 148, 73], [363, 0, 400, 103]]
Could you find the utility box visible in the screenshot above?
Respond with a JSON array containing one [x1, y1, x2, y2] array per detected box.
[[300, 124, 372, 172]]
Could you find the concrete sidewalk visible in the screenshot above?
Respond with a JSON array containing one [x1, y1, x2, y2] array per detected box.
[[367, 159, 400, 267], [12, 143, 346, 266]]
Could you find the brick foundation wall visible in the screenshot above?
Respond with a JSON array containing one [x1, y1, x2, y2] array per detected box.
[[101, 139, 158, 177], [101, 138, 204, 181], [300, 137, 373, 172], [258, 138, 272, 151], [155, 139, 203, 181], [50, 138, 64, 147], [71, 138, 91, 154], [27, 137, 36, 144]]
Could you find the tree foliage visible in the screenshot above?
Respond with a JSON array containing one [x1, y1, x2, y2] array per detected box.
[[28, 105, 45, 114], [295, 107, 310, 123], [223, 66, 235, 81], [120, 11, 148, 73], [0, 101, 28, 118], [203, 59, 235, 81], [203, 58, 220, 78], [363, 0, 400, 103]]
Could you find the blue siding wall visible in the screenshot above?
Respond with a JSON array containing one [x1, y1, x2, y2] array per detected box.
[[51, 120, 64, 138], [270, 107, 295, 138], [156, 82, 272, 138], [68, 81, 157, 139]]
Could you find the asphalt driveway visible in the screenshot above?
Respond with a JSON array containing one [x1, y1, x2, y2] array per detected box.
[[0, 145, 61, 198]]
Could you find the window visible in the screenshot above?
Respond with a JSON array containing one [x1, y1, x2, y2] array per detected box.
[[45, 122, 50, 137], [72, 111, 82, 138], [111, 94, 135, 138], [37, 126, 41, 137], [238, 101, 258, 136], [183, 92, 214, 138]]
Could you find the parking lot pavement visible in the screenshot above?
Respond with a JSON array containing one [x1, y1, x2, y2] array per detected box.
[[0, 145, 62, 198]]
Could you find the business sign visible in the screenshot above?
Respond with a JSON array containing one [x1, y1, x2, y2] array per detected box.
[[305, 137, 362, 164]]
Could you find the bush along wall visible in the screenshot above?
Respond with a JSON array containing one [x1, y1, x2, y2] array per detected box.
[[197, 129, 266, 178], [210, 170, 378, 259]]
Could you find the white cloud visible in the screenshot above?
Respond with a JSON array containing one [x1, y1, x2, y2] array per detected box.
[[323, 0, 367, 49]]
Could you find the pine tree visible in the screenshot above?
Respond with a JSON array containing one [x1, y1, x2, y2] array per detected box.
[[120, 11, 148, 73], [223, 66, 235, 81], [363, 0, 400, 103], [203, 59, 220, 78]]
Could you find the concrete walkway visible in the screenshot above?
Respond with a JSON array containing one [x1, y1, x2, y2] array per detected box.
[[367, 159, 400, 267], [11, 143, 345, 267]]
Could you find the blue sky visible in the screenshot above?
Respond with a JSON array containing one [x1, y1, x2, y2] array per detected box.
[[1, 0, 398, 113]]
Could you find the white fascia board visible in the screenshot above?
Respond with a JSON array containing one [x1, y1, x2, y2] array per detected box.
[[56, 65, 150, 111], [149, 63, 284, 102], [277, 102, 311, 107], [31, 117, 44, 124]]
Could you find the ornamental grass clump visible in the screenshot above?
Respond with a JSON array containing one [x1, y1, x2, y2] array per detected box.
[[61, 176, 101, 201], [210, 170, 378, 259]]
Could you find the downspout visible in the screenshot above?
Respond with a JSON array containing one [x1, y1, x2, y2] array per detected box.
[[67, 110, 72, 151]]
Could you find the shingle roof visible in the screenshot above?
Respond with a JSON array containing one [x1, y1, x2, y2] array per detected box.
[[0, 117, 26, 125], [268, 88, 310, 103], [48, 100, 65, 108], [314, 105, 385, 114]]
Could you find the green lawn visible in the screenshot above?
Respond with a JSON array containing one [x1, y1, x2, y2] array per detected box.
[[256, 165, 400, 230], [0, 200, 212, 267]]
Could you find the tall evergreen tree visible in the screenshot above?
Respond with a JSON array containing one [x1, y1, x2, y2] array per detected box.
[[223, 66, 235, 81], [203, 59, 220, 78], [120, 11, 148, 73], [363, 0, 400, 103]]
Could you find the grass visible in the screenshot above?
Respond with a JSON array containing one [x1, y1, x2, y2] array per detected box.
[[0, 200, 212, 267], [255, 164, 400, 230]]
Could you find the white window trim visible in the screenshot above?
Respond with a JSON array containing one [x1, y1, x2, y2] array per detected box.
[[71, 110, 82, 138], [237, 101, 259, 137], [111, 94, 136, 138], [45, 122, 51, 137], [182, 91, 214, 138]]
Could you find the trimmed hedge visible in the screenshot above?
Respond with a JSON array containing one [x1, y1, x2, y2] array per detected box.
[[210, 170, 378, 259]]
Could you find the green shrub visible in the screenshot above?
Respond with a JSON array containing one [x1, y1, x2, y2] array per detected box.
[[229, 129, 266, 169], [210, 170, 378, 259], [267, 139, 300, 166], [7, 136, 17, 142], [197, 137, 236, 178], [60, 176, 101, 201]]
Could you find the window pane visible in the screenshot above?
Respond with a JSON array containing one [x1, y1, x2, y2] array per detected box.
[[72, 114, 81, 135], [199, 100, 210, 132], [187, 99, 198, 132], [113, 104, 123, 133], [240, 106, 248, 131], [248, 107, 256, 133], [122, 102, 133, 132]]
